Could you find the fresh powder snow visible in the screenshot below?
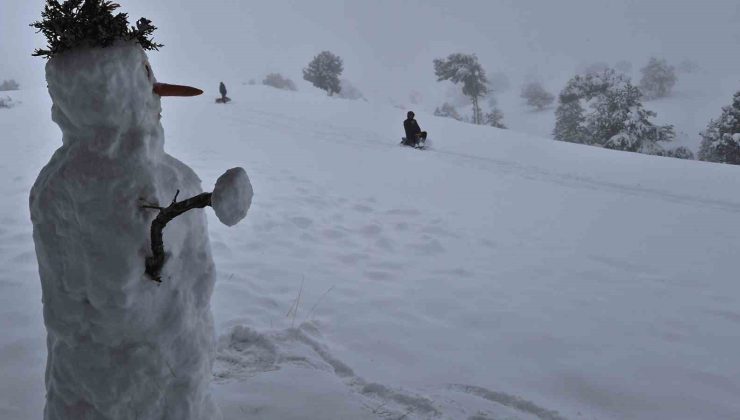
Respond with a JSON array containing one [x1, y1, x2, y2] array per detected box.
[[2, 81, 740, 419]]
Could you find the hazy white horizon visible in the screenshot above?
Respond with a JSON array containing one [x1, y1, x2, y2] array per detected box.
[[3, 0, 740, 106]]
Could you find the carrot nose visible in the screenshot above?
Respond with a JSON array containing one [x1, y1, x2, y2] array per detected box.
[[153, 83, 203, 97]]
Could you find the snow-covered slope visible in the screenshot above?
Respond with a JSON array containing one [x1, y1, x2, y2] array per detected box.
[[2, 85, 740, 419]]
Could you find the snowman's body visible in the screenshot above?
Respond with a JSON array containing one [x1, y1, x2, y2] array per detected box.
[[31, 43, 219, 420]]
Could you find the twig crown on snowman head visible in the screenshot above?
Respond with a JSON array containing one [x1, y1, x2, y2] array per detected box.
[[31, 0, 162, 59]]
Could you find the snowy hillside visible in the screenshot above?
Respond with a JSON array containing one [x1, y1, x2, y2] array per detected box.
[[2, 85, 740, 419]]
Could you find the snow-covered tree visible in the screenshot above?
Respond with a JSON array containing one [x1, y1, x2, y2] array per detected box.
[[337, 79, 364, 100], [554, 69, 674, 153], [0, 79, 19, 91], [520, 81, 554, 111], [639, 57, 677, 99], [553, 70, 620, 144], [434, 102, 462, 121], [485, 109, 506, 129], [434, 53, 489, 124], [553, 99, 587, 144], [698, 91, 740, 164], [303, 51, 343, 96], [263, 73, 297, 91]]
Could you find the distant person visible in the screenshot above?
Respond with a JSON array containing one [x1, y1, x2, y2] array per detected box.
[[219, 81, 227, 101], [216, 81, 231, 104], [403, 111, 427, 147]]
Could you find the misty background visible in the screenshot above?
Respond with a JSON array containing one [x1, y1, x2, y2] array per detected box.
[[0, 0, 740, 144], [3, 0, 740, 123]]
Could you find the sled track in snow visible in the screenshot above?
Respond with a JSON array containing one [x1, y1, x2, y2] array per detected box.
[[419, 147, 740, 214]]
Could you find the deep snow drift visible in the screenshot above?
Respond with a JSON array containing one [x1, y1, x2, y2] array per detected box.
[[2, 83, 740, 419]]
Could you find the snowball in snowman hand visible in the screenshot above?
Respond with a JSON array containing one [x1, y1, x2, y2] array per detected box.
[[212, 167, 253, 226]]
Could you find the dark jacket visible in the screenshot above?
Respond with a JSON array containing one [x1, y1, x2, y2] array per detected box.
[[404, 118, 421, 140]]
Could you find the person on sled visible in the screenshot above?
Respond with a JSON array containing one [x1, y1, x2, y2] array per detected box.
[[403, 111, 427, 147]]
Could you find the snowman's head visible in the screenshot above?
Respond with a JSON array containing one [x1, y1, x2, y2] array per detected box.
[[46, 41, 201, 151], [47, 42, 156, 137]]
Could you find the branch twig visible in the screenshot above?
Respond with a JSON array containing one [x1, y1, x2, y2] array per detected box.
[[142, 191, 212, 282]]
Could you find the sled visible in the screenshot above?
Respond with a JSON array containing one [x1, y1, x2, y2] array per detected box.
[[401, 137, 426, 150]]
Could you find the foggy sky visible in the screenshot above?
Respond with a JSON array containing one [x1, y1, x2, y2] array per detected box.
[[2, 0, 739, 104]]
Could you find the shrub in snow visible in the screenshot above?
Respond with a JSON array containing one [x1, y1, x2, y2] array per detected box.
[[337, 79, 364, 100], [262, 72, 297, 91], [247, 78, 256, 85], [639, 57, 677, 100], [520, 81, 554, 111], [303, 51, 343, 96], [434, 102, 462, 121], [0, 79, 19, 91], [0, 96, 15, 109], [434, 53, 489, 124], [698, 91, 740, 165], [660, 146, 695, 160], [485, 109, 507, 129], [554, 69, 674, 154]]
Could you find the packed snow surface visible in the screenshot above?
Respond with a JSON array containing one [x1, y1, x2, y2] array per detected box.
[[1, 82, 739, 419], [212, 167, 253, 227], [30, 43, 219, 420]]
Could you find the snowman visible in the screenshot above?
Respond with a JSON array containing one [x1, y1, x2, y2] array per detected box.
[[29, 2, 252, 419]]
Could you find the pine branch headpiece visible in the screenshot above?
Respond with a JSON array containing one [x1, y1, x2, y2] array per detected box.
[[31, 0, 163, 58]]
